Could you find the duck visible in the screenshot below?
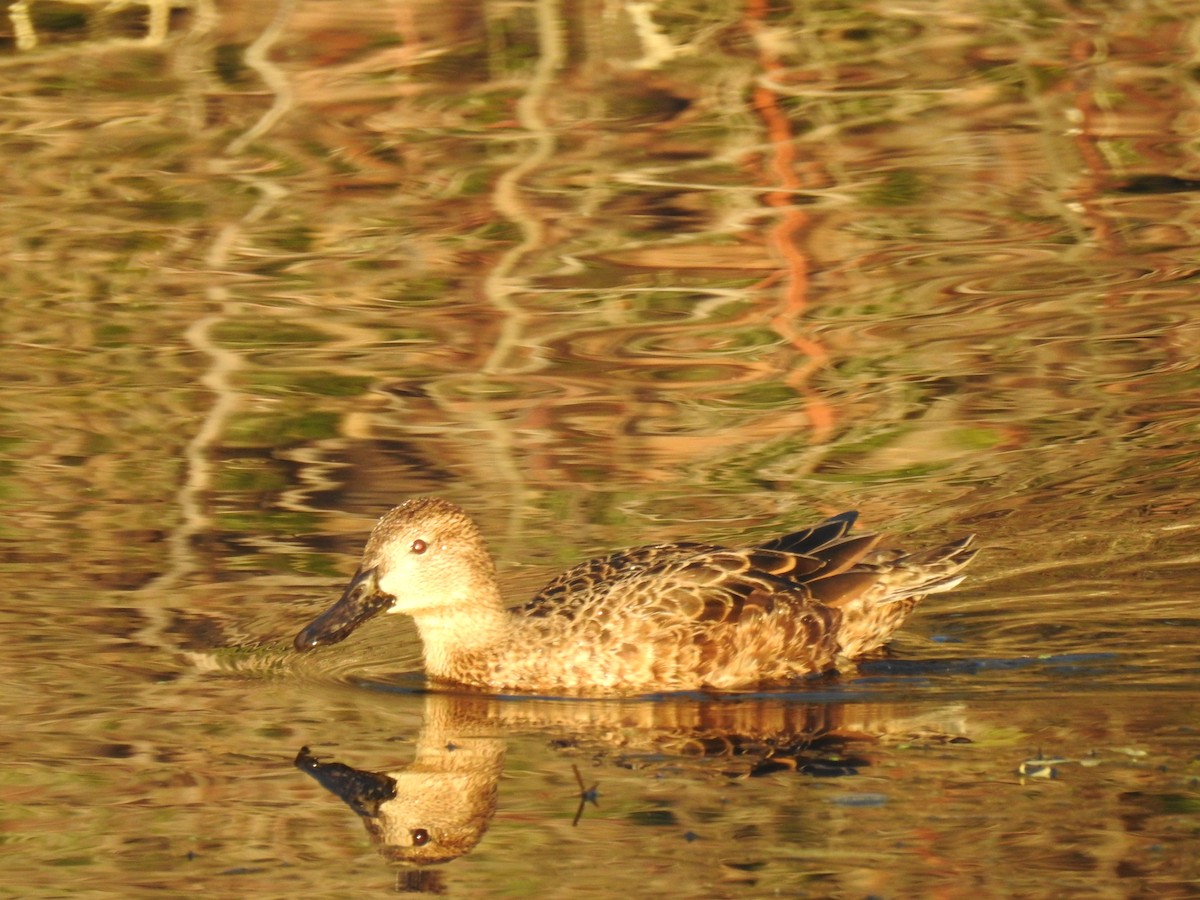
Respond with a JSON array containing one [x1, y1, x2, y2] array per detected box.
[[293, 498, 976, 694]]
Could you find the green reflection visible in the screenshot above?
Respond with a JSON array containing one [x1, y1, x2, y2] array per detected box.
[[868, 169, 926, 206], [213, 321, 327, 346], [224, 411, 340, 447]]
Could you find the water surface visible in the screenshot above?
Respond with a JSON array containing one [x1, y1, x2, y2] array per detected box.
[[1, 0, 1198, 895]]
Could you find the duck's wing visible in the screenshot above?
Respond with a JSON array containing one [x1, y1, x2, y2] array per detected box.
[[519, 512, 886, 620], [517, 542, 722, 617], [520, 532, 888, 626], [621, 541, 890, 625]]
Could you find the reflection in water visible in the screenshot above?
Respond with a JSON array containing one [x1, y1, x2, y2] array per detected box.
[[295, 695, 504, 871], [292, 692, 965, 877], [300, 700, 506, 878]]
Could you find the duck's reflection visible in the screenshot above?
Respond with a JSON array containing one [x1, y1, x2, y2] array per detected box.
[[295, 691, 965, 874], [296, 695, 505, 868]]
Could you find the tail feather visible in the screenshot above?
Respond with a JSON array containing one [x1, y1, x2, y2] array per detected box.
[[756, 511, 859, 555], [832, 534, 976, 657], [806, 571, 882, 605]]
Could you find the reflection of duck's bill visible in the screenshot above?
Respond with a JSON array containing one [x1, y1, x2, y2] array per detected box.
[[294, 566, 392, 651], [294, 745, 398, 817]]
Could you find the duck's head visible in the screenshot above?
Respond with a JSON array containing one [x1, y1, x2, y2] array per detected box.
[[294, 498, 495, 652]]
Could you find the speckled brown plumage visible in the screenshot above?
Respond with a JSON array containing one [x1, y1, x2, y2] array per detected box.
[[294, 498, 976, 695]]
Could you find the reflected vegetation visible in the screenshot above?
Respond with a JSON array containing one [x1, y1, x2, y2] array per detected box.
[[2, 0, 1200, 895]]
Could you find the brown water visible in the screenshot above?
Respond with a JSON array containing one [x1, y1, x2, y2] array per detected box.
[[2, 0, 1199, 895]]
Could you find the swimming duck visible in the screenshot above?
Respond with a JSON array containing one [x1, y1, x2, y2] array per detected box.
[[294, 498, 975, 694]]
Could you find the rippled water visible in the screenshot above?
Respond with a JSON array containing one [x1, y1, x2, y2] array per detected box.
[[2, 0, 1199, 896]]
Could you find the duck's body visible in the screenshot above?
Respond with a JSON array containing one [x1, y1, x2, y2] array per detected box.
[[294, 498, 975, 695]]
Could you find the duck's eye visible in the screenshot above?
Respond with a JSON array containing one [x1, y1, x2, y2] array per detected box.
[[411, 539, 428, 554], [411, 827, 431, 846]]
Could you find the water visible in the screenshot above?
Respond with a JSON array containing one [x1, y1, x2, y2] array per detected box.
[[2, 0, 1198, 895]]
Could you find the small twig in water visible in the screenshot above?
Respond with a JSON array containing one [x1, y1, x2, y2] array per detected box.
[[571, 763, 599, 827]]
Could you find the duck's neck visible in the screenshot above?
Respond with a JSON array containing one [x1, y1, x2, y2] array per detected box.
[[412, 582, 512, 683]]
